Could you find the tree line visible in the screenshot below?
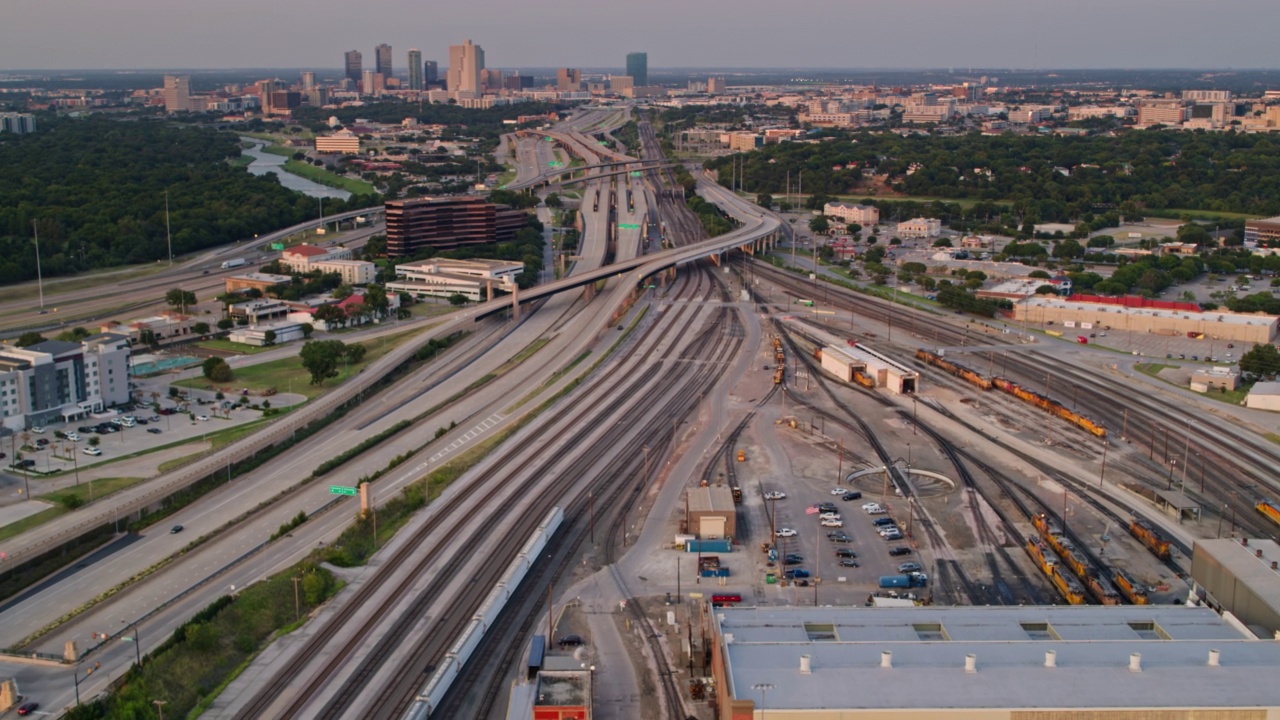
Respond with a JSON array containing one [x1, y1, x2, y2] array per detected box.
[[0, 116, 376, 284], [707, 128, 1280, 220]]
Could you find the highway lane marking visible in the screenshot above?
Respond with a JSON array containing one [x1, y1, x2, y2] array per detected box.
[[423, 412, 505, 467]]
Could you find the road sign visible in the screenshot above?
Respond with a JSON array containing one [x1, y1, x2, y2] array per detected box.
[[548, 161, 563, 168], [618, 223, 640, 230], [270, 242, 285, 250], [630, 171, 642, 177], [329, 485, 357, 496]]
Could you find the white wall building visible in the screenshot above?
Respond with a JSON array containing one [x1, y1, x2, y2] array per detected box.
[[897, 217, 942, 239], [823, 202, 880, 226], [0, 333, 131, 430], [387, 258, 523, 302]]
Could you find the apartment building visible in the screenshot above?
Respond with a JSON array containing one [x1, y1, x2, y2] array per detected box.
[[315, 130, 360, 154], [1136, 99, 1188, 127], [897, 217, 942, 239], [823, 202, 879, 226]]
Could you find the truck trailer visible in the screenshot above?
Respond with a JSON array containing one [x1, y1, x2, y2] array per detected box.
[[878, 572, 929, 589], [220, 258, 247, 269]]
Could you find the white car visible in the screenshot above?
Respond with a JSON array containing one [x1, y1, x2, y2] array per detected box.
[[31, 426, 46, 434], [864, 505, 886, 515], [83, 447, 102, 456], [764, 491, 787, 500], [65, 432, 81, 442], [878, 526, 901, 537], [861, 502, 880, 511], [821, 518, 844, 528], [775, 528, 798, 538], [829, 488, 846, 495], [820, 512, 841, 520], [196, 415, 210, 421]]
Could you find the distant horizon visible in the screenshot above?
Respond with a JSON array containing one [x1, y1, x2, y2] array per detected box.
[[4, 65, 1280, 74]]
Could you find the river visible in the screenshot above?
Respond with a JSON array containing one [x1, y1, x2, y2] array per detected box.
[[239, 138, 351, 200]]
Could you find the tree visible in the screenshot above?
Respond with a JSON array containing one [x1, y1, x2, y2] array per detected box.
[[301, 323, 314, 339], [217, 318, 234, 330], [345, 343, 367, 363], [193, 322, 210, 335], [933, 238, 953, 248], [55, 326, 91, 342], [333, 284, 354, 300], [448, 293, 469, 306], [313, 303, 347, 328], [544, 193, 563, 208], [263, 330, 277, 346], [202, 357, 233, 382], [14, 332, 46, 347], [300, 340, 344, 386], [756, 193, 773, 209], [139, 329, 159, 348], [364, 285, 390, 318], [89, 436, 100, 448], [1052, 239, 1084, 259], [1035, 284, 1059, 295], [1239, 343, 1280, 376], [808, 216, 830, 235], [165, 288, 198, 314]]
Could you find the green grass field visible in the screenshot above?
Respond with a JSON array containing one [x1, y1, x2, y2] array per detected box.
[[260, 144, 294, 157], [42, 476, 144, 506], [283, 159, 377, 195], [197, 339, 275, 355]]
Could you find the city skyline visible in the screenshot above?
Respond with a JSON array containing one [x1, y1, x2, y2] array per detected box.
[[2, 0, 1279, 71]]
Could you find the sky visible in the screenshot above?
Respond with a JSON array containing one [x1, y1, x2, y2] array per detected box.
[[2, 0, 1278, 71]]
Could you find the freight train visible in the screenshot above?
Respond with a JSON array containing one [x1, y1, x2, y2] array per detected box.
[[852, 369, 876, 388], [914, 349, 1107, 437], [1257, 499, 1280, 528], [1026, 539, 1086, 605], [1112, 568, 1149, 605], [1128, 517, 1173, 561], [1032, 514, 1120, 605], [914, 349, 992, 390]]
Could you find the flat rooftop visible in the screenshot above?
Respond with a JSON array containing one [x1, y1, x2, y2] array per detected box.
[[1022, 296, 1278, 328], [716, 605, 1280, 710], [533, 670, 588, 707], [689, 485, 735, 513], [1193, 538, 1280, 615]]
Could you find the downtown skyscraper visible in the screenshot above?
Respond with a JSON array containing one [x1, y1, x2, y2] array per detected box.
[[375, 43, 393, 78], [447, 39, 484, 97], [407, 49, 423, 90], [626, 52, 648, 87], [344, 50, 362, 84]]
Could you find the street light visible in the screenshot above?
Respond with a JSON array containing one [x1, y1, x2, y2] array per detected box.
[[752, 682, 775, 719], [122, 620, 141, 666]]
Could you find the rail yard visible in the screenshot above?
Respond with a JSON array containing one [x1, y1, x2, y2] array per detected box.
[[2, 103, 1280, 720]]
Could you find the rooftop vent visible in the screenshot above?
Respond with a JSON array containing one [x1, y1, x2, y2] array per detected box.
[[1045, 650, 1057, 668], [1208, 649, 1221, 667], [881, 651, 893, 669], [800, 654, 811, 674], [964, 654, 977, 674], [1129, 653, 1142, 673]]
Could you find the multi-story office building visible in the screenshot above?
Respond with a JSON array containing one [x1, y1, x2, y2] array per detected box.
[[708, 76, 726, 94], [300, 71, 315, 91], [407, 50, 423, 90], [447, 39, 485, 97], [897, 217, 942, 238], [557, 68, 582, 93], [344, 50, 363, 84], [480, 68, 505, 93], [1245, 216, 1280, 246], [424, 60, 438, 84], [1182, 89, 1232, 102], [626, 52, 648, 87], [375, 43, 392, 78], [162, 75, 191, 113], [0, 334, 131, 431], [1136, 99, 1188, 126], [385, 197, 527, 257], [0, 113, 37, 134], [824, 202, 880, 226]]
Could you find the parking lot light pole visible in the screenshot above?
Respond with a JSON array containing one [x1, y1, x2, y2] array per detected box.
[[752, 682, 775, 720]]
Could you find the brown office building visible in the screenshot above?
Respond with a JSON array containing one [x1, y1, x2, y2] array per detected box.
[[385, 197, 527, 257]]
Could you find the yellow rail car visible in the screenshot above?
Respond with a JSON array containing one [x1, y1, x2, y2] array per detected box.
[[1027, 539, 1086, 605], [1113, 569, 1149, 605], [1128, 517, 1172, 561], [1257, 499, 1280, 527]]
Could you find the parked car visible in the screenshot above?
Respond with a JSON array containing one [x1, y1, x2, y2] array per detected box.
[[839, 559, 860, 568], [819, 512, 841, 520], [861, 502, 882, 512], [784, 568, 811, 579], [821, 518, 844, 528], [863, 505, 886, 515], [30, 426, 46, 434], [147, 428, 163, 435], [817, 502, 837, 513], [557, 634, 584, 648], [196, 415, 210, 422], [878, 526, 901, 537], [873, 517, 897, 526], [35, 438, 49, 446], [77, 426, 93, 434], [148, 415, 161, 422], [784, 554, 804, 565], [835, 548, 857, 558], [830, 488, 846, 495], [775, 528, 797, 538], [889, 547, 914, 556], [83, 447, 102, 456], [65, 432, 81, 442], [828, 533, 852, 543], [763, 491, 786, 500], [841, 491, 863, 501], [881, 530, 904, 541], [898, 562, 923, 573]]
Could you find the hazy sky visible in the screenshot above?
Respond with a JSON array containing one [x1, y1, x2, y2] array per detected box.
[[3, 0, 1277, 71]]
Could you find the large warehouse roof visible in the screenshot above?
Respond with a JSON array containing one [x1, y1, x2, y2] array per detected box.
[[716, 606, 1280, 711]]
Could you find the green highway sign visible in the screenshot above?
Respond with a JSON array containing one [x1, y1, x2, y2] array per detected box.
[[548, 161, 563, 167], [270, 242, 285, 250], [598, 141, 608, 145], [329, 485, 357, 496], [618, 223, 640, 230], [630, 171, 642, 177]]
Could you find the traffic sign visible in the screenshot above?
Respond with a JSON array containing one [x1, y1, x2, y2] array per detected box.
[[270, 242, 285, 250], [630, 171, 642, 177], [618, 223, 640, 229], [548, 161, 563, 168], [329, 485, 357, 496]]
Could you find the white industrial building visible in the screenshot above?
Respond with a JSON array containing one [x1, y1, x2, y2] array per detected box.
[[1245, 382, 1280, 411], [386, 258, 523, 302], [228, 322, 308, 347], [819, 344, 919, 394]]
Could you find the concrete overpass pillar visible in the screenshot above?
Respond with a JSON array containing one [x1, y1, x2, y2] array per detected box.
[[512, 283, 521, 321], [583, 282, 596, 302], [710, 253, 722, 267], [486, 279, 493, 301]]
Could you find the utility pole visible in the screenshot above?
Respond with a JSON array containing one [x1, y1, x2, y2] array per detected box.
[[164, 190, 173, 265], [1099, 442, 1108, 487], [292, 576, 301, 621], [33, 220, 44, 309]]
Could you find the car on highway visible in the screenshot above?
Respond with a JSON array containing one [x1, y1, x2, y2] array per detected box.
[[839, 559, 861, 568], [763, 491, 786, 500], [83, 447, 102, 456], [170, 525, 184, 534], [821, 518, 844, 528], [775, 528, 797, 538], [147, 428, 162, 434], [830, 488, 846, 495], [898, 562, 923, 573], [889, 547, 914, 556], [17, 702, 38, 716], [841, 491, 863, 501]]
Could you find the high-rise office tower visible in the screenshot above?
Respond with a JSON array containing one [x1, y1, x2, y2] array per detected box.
[[424, 60, 438, 83], [163, 75, 191, 113], [407, 50, 423, 90], [345, 50, 363, 83], [626, 52, 648, 87], [301, 71, 316, 91], [362, 69, 375, 94], [447, 39, 484, 96], [557, 68, 582, 93], [376, 43, 392, 78]]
